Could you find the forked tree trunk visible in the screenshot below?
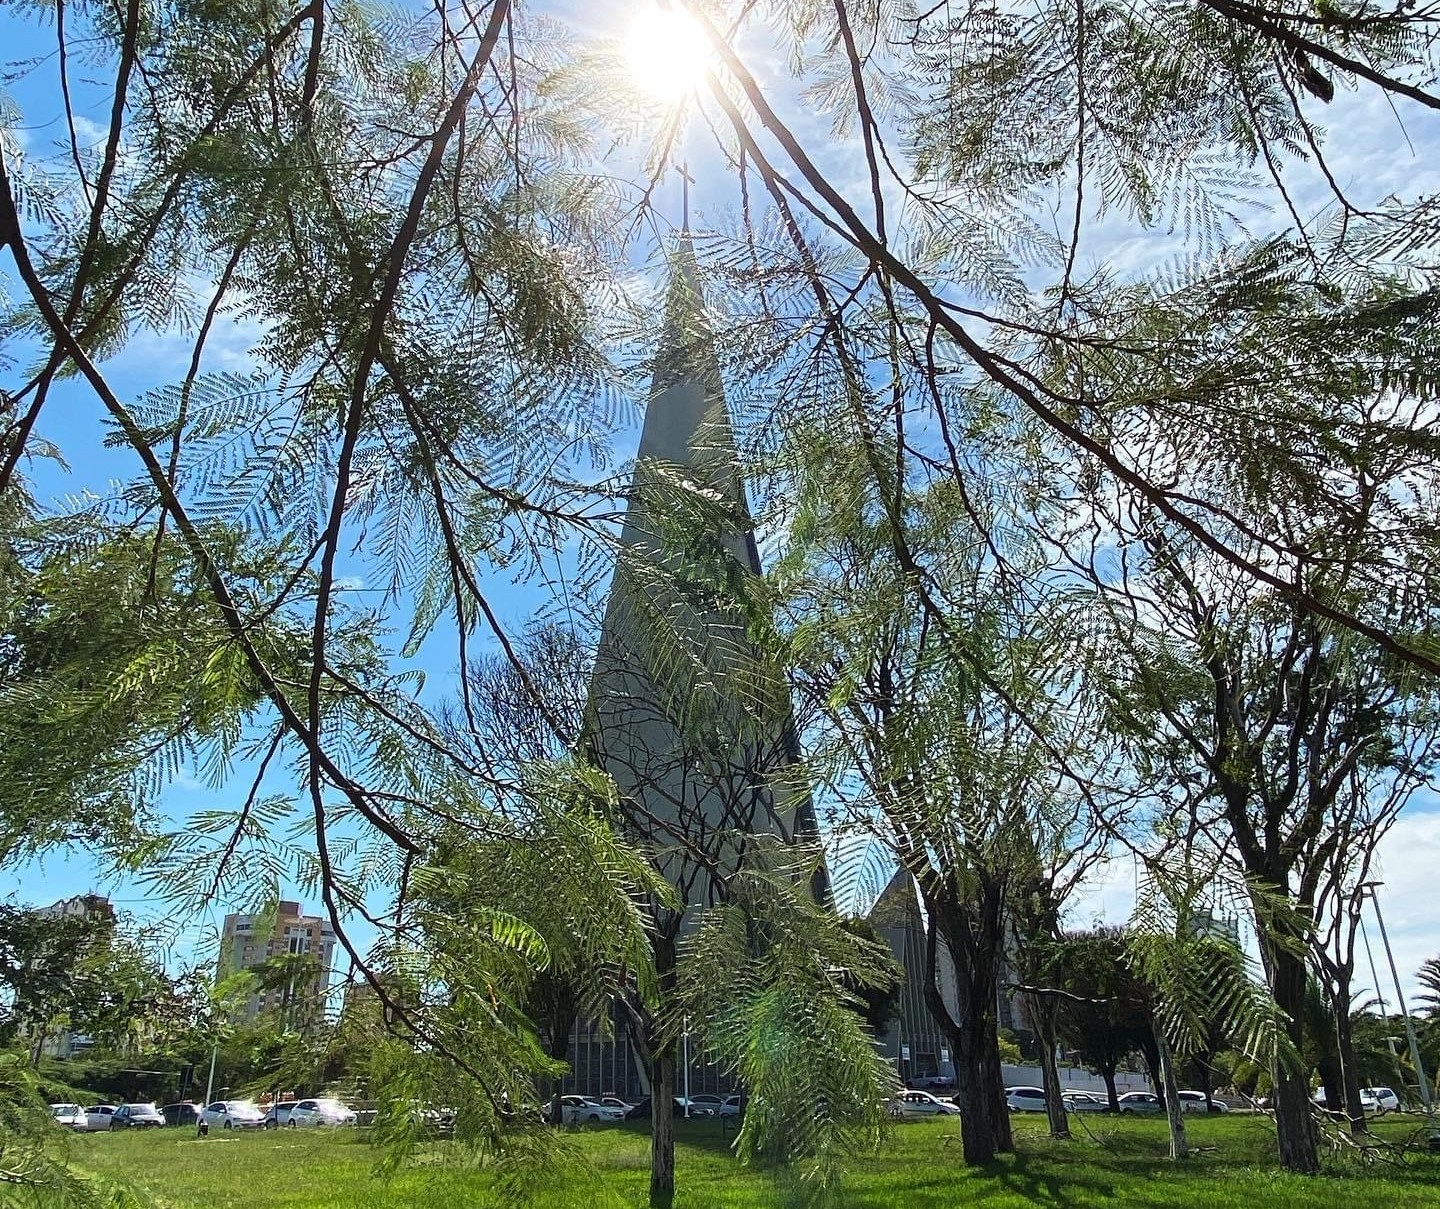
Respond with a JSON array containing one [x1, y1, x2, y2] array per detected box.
[[922, 891, 1011, 1164]]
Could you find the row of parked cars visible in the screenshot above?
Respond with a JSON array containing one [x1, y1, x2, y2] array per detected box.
[[887, 1086, 1230, 1118], [50, 1098, 359, 1132], [557, 1094, 742, 1124]]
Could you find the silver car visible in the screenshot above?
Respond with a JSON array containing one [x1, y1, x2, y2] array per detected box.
[[888, 1090, 961, 1117], [201, 1099, 266, 1130], [1117, 1091, 1163, 1114], [288, 1097, 358, 1127], [82, 1105, 116, 1132]]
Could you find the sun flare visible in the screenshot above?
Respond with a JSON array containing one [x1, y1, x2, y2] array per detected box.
[[625, 7, 712, 103]]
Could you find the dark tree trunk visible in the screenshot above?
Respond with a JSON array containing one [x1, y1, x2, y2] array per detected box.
[[544, 1009, 577, 1126], [1100, 1062, 1119, 1112], [1267, 941, 1320, 1174], [1331, 975, 1367, 1136], [1195, 1056, 1215, 1114], [1316, 1057, 1344, 1124], [920, 884, 1010, 1163], [948, 1016, 998, 1164], [1030, 998, 1069, 1139], [1139, 1033, 1162, 1104], [1336, 1010, 1366, 1136], [650, 1043, 676, 1209], [983, 1026, 1014, 1153]]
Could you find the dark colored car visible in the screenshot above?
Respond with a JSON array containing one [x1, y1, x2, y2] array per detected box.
[[623, 1097, 713, 1121], [161, 1103, 202, 1127], [111, 1103, 166, 1129]]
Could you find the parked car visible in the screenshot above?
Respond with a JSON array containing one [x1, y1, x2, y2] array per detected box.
[[1177, 1091, 1227, 1114], [598, 1097, 633, 1113], [888, 1090, 961, 1118], [263, 1101, 299, 1128], [50, 1103, 86, 1130], [82, 1105, 117, 1132], [1061, 1091, 1109, 1114], [110, 1103, 165, 1130], [1005, 1087, 1047, 1113], [687, 1094, 731, 1117], [201, 1099, 266, 1130], [560, 1095, 627, 1124], [910, 1074, 956, 1090], [1363, 1087, 1401, 1114], [1117, 1092, 1163, 1115], [675, 1096, 716, 1118], [289, 1098, 358, 1127], [718, 1095, 743, 1118], [622, 1097, 708, 1120], [161, 1103, 202, 1128]]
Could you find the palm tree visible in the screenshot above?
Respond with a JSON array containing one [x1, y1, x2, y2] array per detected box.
[[1419, 957, 1440, 1016]]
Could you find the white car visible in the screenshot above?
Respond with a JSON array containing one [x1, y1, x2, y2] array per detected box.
[[1005, 1086, 1047, 1113], [82, 1105, 117, 1132], [201, 1099, 266, 1130], [559, 1095, 626, 1124], [1177, 1090, 1227, 1114], [1363, 1087, 1401, 1114], [1117, 1091, 1163, 1114], [598, 1097, 633, 1113], [1061, 1091, 1109, 1113], [50, 1103, 86, 1130], [288, 1098, 357, 1127], [263, 1101, 298, 1128], [888, 1089, 961, 1118]]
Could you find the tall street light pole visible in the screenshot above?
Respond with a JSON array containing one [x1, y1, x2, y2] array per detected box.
[[1358, 882, 1438, 1148]]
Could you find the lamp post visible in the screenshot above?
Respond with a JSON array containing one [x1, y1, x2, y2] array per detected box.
[[1357, 882, 1438, 1146]]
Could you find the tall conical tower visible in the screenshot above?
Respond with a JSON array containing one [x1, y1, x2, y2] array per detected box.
[[586, 234, 820, 914]]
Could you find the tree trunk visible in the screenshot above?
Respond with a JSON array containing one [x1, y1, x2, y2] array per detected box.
[[1316, 1057, 1343, 1125], [1267, 942, 1320, 1174], [948, 1016, 998, 1164], [921, 891, 1010, 1162], [984, 1028, 1014, 1153], [545, 1010, 576, 1126], [1031, 999, 1069, 1139], [1332, 979, 1367, 1136], [650, 1042, 677, 1209], [1155, 1026, 1188, 1160], [1101, 1062, 1119, 1112]]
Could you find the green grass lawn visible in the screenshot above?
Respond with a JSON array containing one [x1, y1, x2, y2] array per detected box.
[[69, 1113, 1440, 1209]]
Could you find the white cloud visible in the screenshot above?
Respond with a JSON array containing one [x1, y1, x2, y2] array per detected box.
[[1063, 803, 1440, 1005]]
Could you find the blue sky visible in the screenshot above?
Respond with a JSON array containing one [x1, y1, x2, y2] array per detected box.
[[2, 2, 1439, 1002]]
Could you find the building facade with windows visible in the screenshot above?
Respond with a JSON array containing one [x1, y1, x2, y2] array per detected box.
[[219, 900, 335, 1025]]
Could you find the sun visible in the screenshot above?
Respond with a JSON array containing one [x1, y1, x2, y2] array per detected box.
[[625, 6, 712, 103]]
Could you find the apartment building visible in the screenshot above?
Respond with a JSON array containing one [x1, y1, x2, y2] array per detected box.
[[219, 901, 336, 1026]]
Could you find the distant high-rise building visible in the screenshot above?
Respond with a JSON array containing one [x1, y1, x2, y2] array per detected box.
[[32, 894, 115, 1059], [219, 900, 335, 1026]]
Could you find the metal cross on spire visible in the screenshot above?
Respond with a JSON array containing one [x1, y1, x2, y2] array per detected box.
[[677, 160, 695, 231]]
